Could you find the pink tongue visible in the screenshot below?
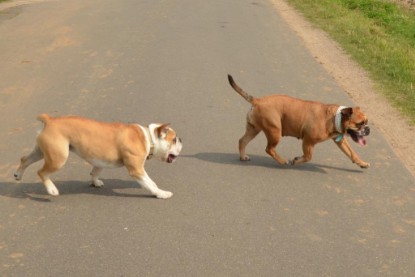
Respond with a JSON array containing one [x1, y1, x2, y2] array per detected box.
[[358, 137, 366, 146]]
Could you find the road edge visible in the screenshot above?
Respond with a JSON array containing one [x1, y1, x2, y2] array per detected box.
[[0, 0, 55, 11]]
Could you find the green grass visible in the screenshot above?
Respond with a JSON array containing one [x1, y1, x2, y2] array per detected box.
[[286, 0, 415, 124]]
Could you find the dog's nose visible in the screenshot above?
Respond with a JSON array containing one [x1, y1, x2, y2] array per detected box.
[[364, 126, 370, 136]]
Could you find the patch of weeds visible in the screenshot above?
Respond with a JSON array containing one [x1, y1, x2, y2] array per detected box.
[[286, 0, 415, 124]]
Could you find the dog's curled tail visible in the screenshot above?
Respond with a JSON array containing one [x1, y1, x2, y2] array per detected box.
[[36, 113, 52, 124], [228, 74, 254, 103]]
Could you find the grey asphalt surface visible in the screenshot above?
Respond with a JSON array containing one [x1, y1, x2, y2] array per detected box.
[[1, 0, 414, 276]]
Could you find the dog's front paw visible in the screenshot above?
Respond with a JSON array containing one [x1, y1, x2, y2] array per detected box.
[[240, 155, 251, 161], [156, 190, 173, 199], [91, 179, 104, 188], [359, 162, 370, 169]]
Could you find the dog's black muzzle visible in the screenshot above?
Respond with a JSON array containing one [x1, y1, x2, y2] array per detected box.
[[361, 126, 370, 136], [347, 125, 370, 137]]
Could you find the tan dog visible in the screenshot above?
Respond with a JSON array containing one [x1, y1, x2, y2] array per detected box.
[[14, 114, 183, 199], [228, 75, 370, 168]]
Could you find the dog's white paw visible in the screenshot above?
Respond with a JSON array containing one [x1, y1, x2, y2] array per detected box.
[[92, 179, 104, 188], [46, 185, 59, 196], [240, 155, 250, 161], [156, 190, 173, 199]]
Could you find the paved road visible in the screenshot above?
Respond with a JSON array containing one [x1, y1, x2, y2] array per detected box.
[[1, 0, 414, 276]]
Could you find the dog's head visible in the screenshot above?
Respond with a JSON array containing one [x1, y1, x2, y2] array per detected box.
[[341, 107, 370, 146], [149, 123, 183, 163]]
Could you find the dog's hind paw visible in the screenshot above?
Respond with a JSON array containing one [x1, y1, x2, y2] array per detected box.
[[46, 186, 59, 196], [289, 156, 307, 165], [14, 172, 22, 181]]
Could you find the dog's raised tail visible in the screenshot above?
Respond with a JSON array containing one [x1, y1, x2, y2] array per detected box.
[[37, 113, 52, 124], [227, 75, 254, 103]]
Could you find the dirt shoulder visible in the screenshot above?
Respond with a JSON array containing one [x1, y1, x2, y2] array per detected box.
[[271, 0, 415, 178], [0, 0, 54, 10], [393, 0, 415, 10]]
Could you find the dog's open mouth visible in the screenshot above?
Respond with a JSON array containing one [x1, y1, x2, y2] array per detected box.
[[347, 126, 370, 146], [167, 154, 178, 163]]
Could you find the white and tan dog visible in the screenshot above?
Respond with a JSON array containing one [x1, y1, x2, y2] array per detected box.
[[14, 114, 182, 199]]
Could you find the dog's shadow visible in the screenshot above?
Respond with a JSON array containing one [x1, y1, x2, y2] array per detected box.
[[183, 152, 364, 174], [4, 153, 363, 202], [1, 179, 155, 202]]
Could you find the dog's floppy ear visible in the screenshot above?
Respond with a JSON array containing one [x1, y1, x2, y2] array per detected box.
[[341, 107, 353, 118], [156, 123, 171, 138]]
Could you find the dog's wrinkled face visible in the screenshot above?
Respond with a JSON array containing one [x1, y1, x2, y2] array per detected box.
[[342, 107, 370, 146], [151, 124, 183, 163]]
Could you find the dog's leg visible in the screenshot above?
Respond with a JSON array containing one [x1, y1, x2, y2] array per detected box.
[[264, 129, 289, 165], [38, 165, 62, 196], [125, 159, 173, 199], [134, 172, 173, 199], [14, 145, 43, 180], [291, 140, 314, 165], [37, 144, 69, 196], [239, 122, 260, 161], [90, 166, 104, 187], [333, 138, 370, 168]]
